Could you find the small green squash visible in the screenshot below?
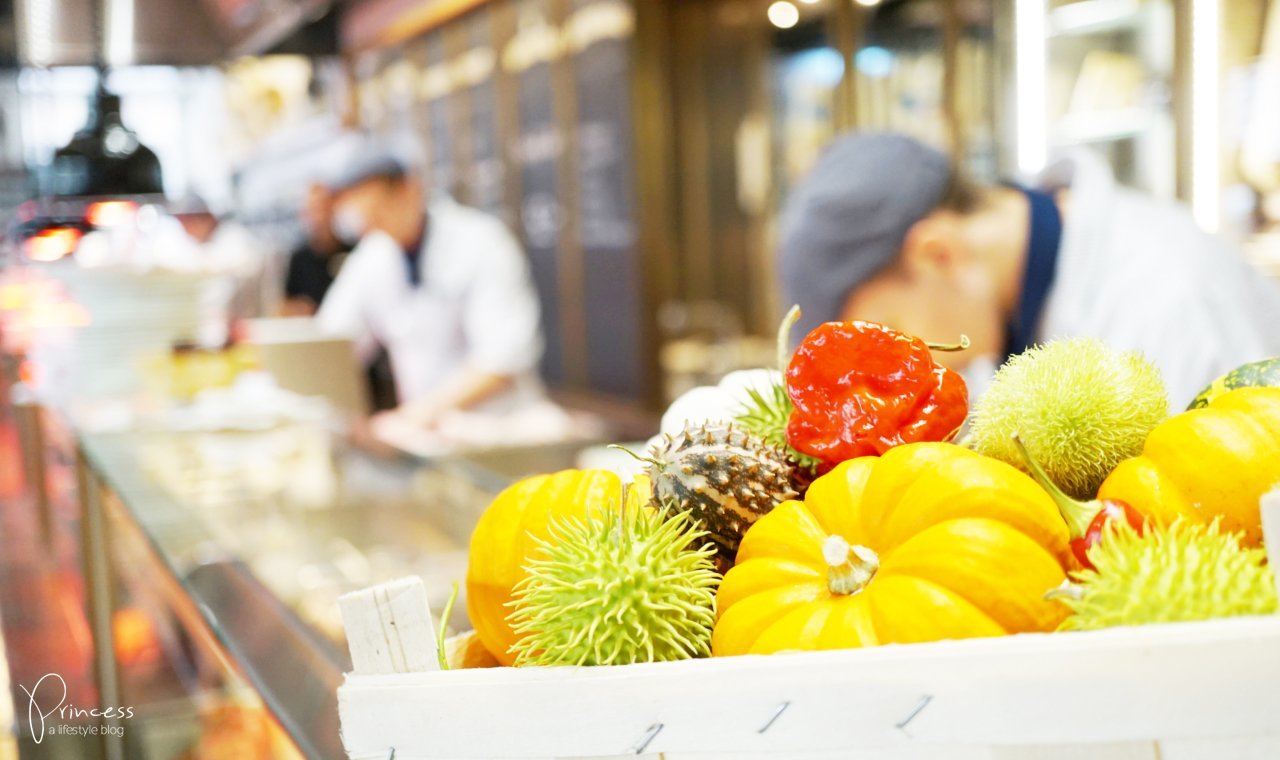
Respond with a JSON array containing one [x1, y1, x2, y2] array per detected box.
[[1188, 358, 1280, 409]]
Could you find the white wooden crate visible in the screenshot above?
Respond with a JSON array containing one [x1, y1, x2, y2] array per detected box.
[[336, 494, 1280, 760]]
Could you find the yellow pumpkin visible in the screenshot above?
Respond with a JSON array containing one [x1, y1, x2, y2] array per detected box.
[[466, 469, 623, 666], [1098, 387, 1280, 546], [712, 442, 1071, 656]]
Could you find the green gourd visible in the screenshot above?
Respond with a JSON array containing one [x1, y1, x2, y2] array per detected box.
[[1188, 357, 1280, 409]]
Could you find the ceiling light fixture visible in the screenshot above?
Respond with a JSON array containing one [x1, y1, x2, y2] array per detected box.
[[768, 1, 800, 29]]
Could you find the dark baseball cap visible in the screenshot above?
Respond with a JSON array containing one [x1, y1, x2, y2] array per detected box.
[[778, 132, 952, 338]]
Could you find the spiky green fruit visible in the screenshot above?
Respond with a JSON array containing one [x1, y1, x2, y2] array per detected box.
[[507, 505, 720, 666], [1058, 521, 1277, 631], [735, 382, 823, 473], [969, 338, 1168, 500]]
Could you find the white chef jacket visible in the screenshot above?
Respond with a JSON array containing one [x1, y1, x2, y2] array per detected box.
[[316, 199, 544, 410], [1035, 151, 1280, 408]]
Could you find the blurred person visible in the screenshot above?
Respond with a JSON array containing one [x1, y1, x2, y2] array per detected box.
[[281, 183, 349, 316], [316, 149, 544, 426], [779, 132, 1280, 406], [169, 196, 266, 279], [165, 196, 272, 344]]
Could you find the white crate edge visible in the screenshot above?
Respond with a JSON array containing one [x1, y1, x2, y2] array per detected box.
[[338, 576, 440, 676], [338, 495, 1280, 759], [338, 614, 1280, 759]]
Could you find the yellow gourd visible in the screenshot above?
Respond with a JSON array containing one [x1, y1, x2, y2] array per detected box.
[[1099, 387, 1280, 546], [713, 442, 1071, 656], [465, 469, 623, 666]]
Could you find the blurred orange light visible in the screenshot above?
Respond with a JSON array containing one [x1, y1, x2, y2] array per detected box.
[[86, 200, 138, 228], [24, 228, 82, 262], [113, 607, 161, 666]]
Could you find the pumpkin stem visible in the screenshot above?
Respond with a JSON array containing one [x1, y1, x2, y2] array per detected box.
[[776, 305, 802, 372], [925, 334, 971, 353], [1011, 432, 1095, 539], [823, 535, 879, 596]]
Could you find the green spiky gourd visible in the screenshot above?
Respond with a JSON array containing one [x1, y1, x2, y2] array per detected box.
[[507, 506, 719, 666], [1188, 357, 1280, 409], [1058, 521, 1277, 631], [968, 338, 1169, 500], [645, 422, 797, 567]]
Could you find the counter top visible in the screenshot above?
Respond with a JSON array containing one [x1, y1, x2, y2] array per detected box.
[[76, 424, 592, 759]]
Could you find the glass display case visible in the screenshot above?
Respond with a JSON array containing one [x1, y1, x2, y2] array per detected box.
[[75, 424, 573, 759]]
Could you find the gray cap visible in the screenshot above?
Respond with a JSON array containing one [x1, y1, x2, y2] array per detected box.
[[778, 132, 951, 338], [325, 147, 409, 191]]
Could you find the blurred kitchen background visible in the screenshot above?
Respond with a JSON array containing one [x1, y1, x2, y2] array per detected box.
[[0, 0, 1277, 411]]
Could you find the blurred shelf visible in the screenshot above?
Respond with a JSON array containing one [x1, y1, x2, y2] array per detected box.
[[1052, 107, 1155, 144], [1049, 0, 1142, 37]]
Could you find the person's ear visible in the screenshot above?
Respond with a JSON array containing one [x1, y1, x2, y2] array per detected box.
[[405, 177, 425, 204], [900, 216, 964, 279]]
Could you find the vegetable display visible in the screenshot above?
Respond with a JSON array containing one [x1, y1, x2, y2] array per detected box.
[[967, 338, 1168, 500], [712, 443, 1070, 656], [458, 311, 1280, 673], [784, 320, 970, 470], [508, 501, 719, 666], [1098, 387, 1280, 546], [465, 469, 627, 666]]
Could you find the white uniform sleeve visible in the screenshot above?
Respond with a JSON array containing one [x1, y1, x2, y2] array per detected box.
[[461, 220, 544, 375], [315, 238, 380, 365], [1120, 236, 1280, 409]]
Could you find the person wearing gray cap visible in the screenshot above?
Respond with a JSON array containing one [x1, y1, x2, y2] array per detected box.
[[779, 132, 1280, 405], [315, 142, 544, 426]]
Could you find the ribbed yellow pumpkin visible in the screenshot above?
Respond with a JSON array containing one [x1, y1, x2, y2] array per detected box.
[[712, 442, 1071, 656], [466, 469, 623, 666], [1099, 387, 1280, 546]]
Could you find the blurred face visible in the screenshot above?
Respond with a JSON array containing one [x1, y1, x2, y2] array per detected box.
[[331, 176, 422, 246], [177, 212, 218, 244], [303, 184, 336, 241], [330, 181, 386, 245], [840, 212, 1006, 369]]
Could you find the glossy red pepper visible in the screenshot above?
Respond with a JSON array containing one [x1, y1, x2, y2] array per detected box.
[[784, 320, 969, 470], [1073, 499, 1147, 569], [1012, 433, 1147, 571]]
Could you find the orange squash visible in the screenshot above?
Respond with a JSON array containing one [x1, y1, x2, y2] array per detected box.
[[713, 442, 1071, 656], [466, 469, 624, 665], [1099, 387, 1280, 546]]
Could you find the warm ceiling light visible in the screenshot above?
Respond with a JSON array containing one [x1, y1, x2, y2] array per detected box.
[[798, 0, 821, 4], [854, 0, 883, 6], [86, 200, 138, 228], [25, 228, 82, 262], [768, 1, 800, 28]]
